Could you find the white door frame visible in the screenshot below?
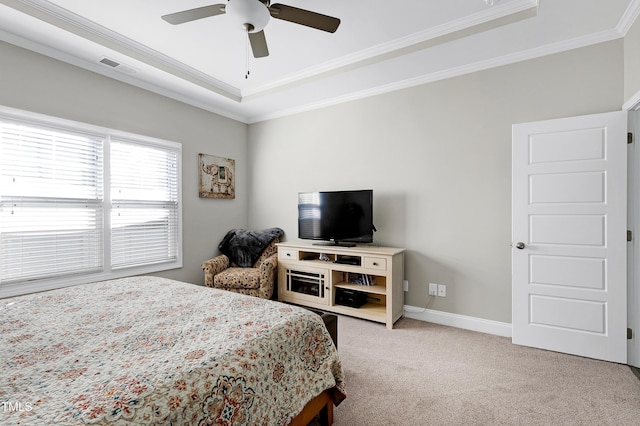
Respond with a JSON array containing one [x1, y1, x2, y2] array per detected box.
[[625, 93, 640, 367]]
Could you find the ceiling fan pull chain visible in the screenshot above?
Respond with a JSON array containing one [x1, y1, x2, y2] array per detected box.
[[245, 34, 250, 79]]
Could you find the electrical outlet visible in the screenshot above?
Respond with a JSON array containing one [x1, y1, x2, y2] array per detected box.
[[403, 280, 409, 291], [438, 284, 447, 297], [428, 283, 437, 296]]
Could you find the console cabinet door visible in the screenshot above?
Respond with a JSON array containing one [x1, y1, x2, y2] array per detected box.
[[279, 264, 330, 306]]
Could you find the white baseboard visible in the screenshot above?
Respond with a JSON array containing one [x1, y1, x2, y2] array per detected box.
[[403, 305, 512, 338]]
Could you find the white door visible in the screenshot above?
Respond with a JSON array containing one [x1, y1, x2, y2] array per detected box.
[[512, 111, 628, 364]]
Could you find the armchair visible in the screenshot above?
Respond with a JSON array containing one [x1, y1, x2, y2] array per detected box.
[[201, 228, 283, 299]]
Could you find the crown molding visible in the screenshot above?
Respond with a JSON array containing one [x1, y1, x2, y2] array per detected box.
[[0, 27, 249, 123], [242, 0, 538, 98], [2, 0, 241, 101], [617, 0, 640, 35], [3, 0, 539, 103], [247, 27, 622, 123], [2, 0, 634, 125]]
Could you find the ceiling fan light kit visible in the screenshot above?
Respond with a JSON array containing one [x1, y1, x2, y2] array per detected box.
[[226, 0, 271, 33], [161, 0, 341, 58]]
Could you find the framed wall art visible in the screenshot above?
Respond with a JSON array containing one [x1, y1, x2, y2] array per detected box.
[[198, 153, 235, 199]]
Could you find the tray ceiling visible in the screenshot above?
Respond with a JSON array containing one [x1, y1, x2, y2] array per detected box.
[[0, 0, 637, 122]]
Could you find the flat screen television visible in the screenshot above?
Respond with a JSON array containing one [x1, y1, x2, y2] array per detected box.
[[298, 189, 374, 247]]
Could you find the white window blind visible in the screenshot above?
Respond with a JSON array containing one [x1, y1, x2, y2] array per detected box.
[[111, 140, 179, 268], [0, 107, 182, 297], [0, 120, 104, 282]]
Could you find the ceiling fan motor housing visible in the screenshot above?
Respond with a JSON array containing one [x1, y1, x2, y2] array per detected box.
[[226, 0, 271, 32]]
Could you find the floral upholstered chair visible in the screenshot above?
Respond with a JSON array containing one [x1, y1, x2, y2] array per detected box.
[[201, 228, 283, 299]]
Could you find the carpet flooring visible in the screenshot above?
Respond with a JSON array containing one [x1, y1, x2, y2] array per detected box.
[[332, 316, 640, 425]]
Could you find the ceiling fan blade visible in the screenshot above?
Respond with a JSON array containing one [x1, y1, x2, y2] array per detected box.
[[161, 4, 226, 25], [269, 4, 340, 33], [248, 30, 269, 58]]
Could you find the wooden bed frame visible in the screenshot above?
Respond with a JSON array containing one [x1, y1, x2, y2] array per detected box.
[[290, 389, 335, 426]]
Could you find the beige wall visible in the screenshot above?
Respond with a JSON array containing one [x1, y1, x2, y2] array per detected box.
[[0, 41, 249, 285], [625, 13, 640, 103], [0, 36, 627, 323], [248, 40, 624, 323]]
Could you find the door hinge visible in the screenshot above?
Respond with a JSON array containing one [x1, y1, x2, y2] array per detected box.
[[629, 328, 633, 340], [629, 132, 633, 144], [628, 230, 633, 242]]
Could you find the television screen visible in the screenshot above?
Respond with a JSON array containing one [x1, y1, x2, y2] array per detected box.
[[298, 189, 374, 246]]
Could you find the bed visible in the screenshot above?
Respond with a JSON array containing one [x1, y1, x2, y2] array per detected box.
[[0, 276, 345, 425]]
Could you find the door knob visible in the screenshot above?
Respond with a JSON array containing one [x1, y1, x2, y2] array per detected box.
[[515, 242, 525, 249]]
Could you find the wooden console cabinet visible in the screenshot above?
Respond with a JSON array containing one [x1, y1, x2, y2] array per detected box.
[[277, 242, 405, 329]]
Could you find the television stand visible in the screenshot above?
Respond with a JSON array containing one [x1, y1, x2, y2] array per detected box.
[[277, 242, 405, 329]]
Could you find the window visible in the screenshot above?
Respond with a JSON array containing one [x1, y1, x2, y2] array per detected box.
[[0, 107, 182, 297], [110, 139, 179, 268]]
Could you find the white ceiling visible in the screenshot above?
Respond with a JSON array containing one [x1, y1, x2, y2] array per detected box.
[[0, 0, 638, 123]]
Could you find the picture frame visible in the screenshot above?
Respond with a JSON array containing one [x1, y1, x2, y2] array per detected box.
[[198, 153, 235, 199]]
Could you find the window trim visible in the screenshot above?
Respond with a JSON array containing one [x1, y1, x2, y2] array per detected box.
[[0, 105, 183, 298]]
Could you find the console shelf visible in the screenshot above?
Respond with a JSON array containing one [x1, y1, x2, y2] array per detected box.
[[277, 242, 405, 329], [334, 283, 387, 295]]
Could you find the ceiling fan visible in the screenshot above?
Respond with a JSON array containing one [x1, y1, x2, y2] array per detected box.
[[161, 0, 341, 58]]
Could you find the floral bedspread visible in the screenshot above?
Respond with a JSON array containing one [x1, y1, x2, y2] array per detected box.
[[0, 276, 345, 425]]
